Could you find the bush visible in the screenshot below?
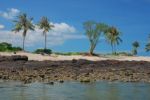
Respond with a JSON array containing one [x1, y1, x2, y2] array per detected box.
[[34, 49, 52, 54], [0, 42, 22, 52]]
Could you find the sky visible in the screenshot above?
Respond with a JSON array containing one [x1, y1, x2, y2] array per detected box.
[[0, 0, 150, 56]]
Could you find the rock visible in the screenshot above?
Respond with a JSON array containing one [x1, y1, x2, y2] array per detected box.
[[72, 59, 77, 63], [77, 59, 91, 65], [80, 78, 91, 83], [23, 78, 32, 84], [46, 82, 54, 85], [11, 55, 28, 61], [39, 75, 45, 78], [0, 55, 28, 62], [59, 80, 64, 83]]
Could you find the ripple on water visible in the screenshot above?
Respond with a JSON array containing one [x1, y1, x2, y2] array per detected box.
[[0, 81, 150, 100]]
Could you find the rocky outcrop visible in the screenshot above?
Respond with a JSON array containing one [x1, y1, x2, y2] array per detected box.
[[0, 55, 150, 83], [0, 55, 28, 62]]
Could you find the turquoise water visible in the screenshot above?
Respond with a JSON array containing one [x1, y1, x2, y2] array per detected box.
[[0, 81, 150, 100]]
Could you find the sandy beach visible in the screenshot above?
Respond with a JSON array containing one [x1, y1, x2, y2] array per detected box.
[[0, 52, 150, 61]]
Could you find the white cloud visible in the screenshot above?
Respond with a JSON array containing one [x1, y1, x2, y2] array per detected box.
[[0, 24, 4, 29], [0, 22, 85, 49], [0, 8, 20, 19]]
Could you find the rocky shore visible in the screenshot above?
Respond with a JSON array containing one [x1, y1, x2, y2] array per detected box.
[[0, 55, 150, 84]]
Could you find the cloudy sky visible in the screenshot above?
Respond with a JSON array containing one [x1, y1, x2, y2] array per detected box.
[[0, 0, 150, 55]]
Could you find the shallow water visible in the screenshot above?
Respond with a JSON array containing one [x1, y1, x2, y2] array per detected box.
[[0, 81, 150, 100]]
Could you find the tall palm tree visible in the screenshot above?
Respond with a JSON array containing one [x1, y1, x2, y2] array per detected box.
[[12, 13, 34, 51], [38, 17, 54, 50], [105, 26, 122, 54], [132, 41, 140, 55], [83, 21, 108, 55]]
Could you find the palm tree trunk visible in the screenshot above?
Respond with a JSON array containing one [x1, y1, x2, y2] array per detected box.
[[22, 30, 27, 51], [23, 36, 25, 51], [111, 43, 114, 54], [114, 44, 116, 54], [44, 33, 47, 50]]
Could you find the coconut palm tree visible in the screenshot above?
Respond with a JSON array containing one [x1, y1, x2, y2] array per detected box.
[[132, 41, 140, 55], [12, 13, 34, 51], [83, 21, 108, 55], [38, 17, 54, 50], [105, 26, 122, 54]]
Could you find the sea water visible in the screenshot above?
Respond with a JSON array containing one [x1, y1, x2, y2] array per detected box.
[[0, 81, 150, 100]]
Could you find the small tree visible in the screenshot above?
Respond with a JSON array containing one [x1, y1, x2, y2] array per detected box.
[[12, 13, 34, 51], [83, 21, 108, 55], [38, 17, 54, 50], [132, 41, 140, 55]]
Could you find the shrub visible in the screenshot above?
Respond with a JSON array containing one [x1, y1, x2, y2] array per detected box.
[[34, 49, 52, 54], [0, 42, 22, 52]]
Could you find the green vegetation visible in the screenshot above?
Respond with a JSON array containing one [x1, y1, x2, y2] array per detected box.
[[145, 34, 150, 52], [54, 52, 83, 56], [38, 17, 54, 50], [0, 42, 22, 52], [5, 13, 150, 56], [132, 41, 140, 55], [83, 21, 108, 55], [105, 26, 122, 54], [106, 52, 133, 56], [12, 13, 34, 51], [34, 49, 52, 54]]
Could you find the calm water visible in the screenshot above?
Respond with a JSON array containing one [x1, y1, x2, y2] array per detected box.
[[0, 81, 150, 100]]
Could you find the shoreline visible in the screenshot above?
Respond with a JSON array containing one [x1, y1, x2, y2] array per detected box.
[[0, 52, 150, 62], [0, 55, 150, 84]]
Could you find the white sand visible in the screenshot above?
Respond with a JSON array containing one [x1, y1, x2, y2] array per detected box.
[[0, 52, 150, 62]]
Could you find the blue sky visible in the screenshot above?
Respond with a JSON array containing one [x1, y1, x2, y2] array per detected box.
[[0, 0, 150, 56]]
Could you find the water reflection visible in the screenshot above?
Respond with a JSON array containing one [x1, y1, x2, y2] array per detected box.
[[0, 81, 150, 100]]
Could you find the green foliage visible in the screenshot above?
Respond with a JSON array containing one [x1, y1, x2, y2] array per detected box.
[[54, 52, 82, 56], [83, 21, 108, 55], [145, 34, 150, 52], [132, 41, 140, 48], [0, 42, 22, 52], [34, 49, 52, 54], [132, 41, 140, 55], [145, 43, 150, 52], [38, 17, 54, 33], [105, 26, 122, 54], [106, 52, 133, 56], [12, 13, 35, 50], [38, 17, 54, 50]]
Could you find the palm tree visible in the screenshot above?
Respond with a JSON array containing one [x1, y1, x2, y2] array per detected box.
[[105, 26, 122, 54], [145, 34, 150, 52], [38, 17, 54, 50], [83, 21, 108, 55], [12, 13, 34, 51], [132, 41, 140, 55]]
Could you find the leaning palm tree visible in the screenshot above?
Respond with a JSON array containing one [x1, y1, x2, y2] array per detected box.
[[132, 41, 140, 55], [38, 17, 54, 50], [12, 13, 34, 51], [105, 26, 122, 54], [83, 21, 108, 55]]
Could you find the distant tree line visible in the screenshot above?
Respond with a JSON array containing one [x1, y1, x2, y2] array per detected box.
[[9, 13, 150, 56]]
